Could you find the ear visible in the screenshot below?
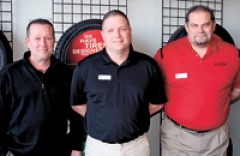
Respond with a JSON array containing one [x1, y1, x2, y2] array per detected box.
[[101, 30, 105, 41], [129, 27, 132, 37], [184, 23, 188, 33], [25, 37, 30, 48], [213, 21, 216, 31]]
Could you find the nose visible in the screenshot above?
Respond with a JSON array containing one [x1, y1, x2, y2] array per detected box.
[[198, 26, 204, 32], [40, 38, 47, 46], [114, 29, 120, 37]]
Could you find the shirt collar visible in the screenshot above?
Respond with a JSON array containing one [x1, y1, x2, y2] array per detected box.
[[101, 44, 136, 66], [23, 51, 60, 71]]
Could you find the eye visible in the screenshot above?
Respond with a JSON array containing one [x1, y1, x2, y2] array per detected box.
[[46, 36, 53, 40], [203, 22, 210, 28], [107, 29, 113, 33], [191, 24, 198, 28], [35, 37, 41, 41]]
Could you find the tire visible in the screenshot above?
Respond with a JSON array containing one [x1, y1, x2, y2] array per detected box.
[[0, 40, 7, 71], [54, 19, 103, 69], [168, 24, 235, 45], [0, 30, 13, 71]]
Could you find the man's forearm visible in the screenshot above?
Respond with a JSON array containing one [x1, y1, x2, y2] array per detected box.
[[71, 150, 83, 156]]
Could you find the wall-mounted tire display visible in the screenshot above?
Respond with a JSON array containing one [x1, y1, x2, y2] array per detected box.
[[0, 30, 13, 71], [54, 19, 103, 70]]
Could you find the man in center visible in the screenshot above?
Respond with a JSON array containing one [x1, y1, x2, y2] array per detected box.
[[70, 10, 167, 156]]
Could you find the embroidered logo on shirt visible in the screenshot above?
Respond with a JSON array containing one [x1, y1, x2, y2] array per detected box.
[[98, 74, 112, 80], [214, 61, 227, 66], [175, 73, 188, 79]]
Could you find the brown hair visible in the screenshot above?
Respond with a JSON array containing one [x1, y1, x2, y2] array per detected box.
[[102, 10, 130, 30], [185, 5, 215, 23], [26, 18, 55, 37]]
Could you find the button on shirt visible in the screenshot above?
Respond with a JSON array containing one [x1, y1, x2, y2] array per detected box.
[[70, 48, 167, 143]]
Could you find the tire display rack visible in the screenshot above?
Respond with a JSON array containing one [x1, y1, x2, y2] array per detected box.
[[52, 0, 127, 43], [54, 18, 103, 70], [52, 0, 127, 68], [0, 0, 13, 71], [162, 0, 223, 46]]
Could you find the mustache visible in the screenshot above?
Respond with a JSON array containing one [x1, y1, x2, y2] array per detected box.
[[195, 33, 207, 36]]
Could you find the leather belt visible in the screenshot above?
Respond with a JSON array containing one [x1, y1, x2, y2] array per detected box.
[[166, 115, 212, 133]]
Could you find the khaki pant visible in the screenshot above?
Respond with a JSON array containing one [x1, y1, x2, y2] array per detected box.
[[85, 133, 150, 156], [6, 152, 12, 156], [161, 116, 229, 156]]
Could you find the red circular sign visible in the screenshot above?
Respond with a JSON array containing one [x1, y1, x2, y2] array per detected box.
[[66, 29, 104, 65]]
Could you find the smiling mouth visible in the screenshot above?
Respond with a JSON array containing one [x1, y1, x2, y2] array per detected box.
[[38, 49, 49, 53], [114, 41, 123, 43]]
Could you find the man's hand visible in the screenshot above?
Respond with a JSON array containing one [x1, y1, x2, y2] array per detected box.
[[71, 104, 87, 117], [149, 103, 163, 116], [71, 150, 83, 156], [231, 88, 240, 103]]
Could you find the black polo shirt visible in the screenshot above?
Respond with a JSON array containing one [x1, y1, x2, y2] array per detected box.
[[70, 48, 167, 143]]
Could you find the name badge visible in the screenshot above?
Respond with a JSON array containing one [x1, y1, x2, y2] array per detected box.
[[175, 73, 188, 79], [98, 74, 112, 80]]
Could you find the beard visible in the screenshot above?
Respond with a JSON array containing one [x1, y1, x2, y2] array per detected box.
[[195, 40, 207, 46], [193, 34, 210, 46]]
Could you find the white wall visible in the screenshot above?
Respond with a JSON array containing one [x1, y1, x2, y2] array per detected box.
[[10, 0, 240, 156], [223, 1, 240, 156], [223, 1, 240, 48], [128, 1, 162, 155], [12, 0, 52, 60]]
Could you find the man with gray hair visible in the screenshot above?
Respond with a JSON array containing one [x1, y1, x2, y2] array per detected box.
[[0, 18, 85, 156]]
